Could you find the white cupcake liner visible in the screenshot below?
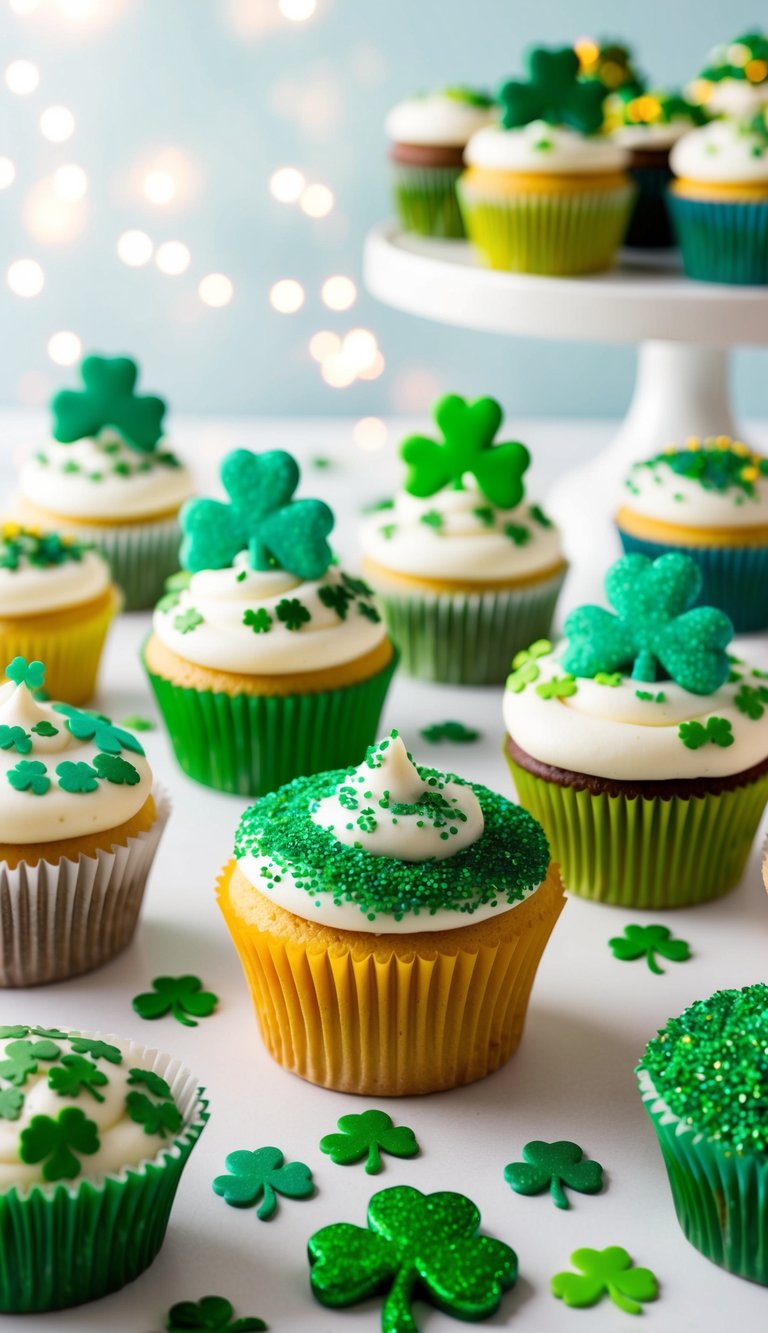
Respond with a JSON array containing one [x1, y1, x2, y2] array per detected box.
[[65, 516, 182, 611]]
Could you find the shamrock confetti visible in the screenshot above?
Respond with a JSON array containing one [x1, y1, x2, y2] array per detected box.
[[53, 704, 144, 755], [551, 1246, 658, 1315], [6, 656, 44, 690], [506, 638, 552, 692], [420, 721, 481, 744], [500, 46, 607, 134], [401, 395, 530, 508], [535, 674, 577, 700], [212, 1146, 314, 1220], [120, 714, 155, 731], [7, 759, 49, 795], [320, 1109, 420, 1175], [275, 597, 311, 631], [609, 924, 691, 975], [174, 608, 204, 634], [69, 1037, 122, 1063], [126, 1090, 183, 1138], [56, 760, 99, 793], [0, 725, 31, 755], [0, 1087, 24, 1120], [243, 607, 273, 634], [51, 355, 165, 452], [92, 753, 141, 785], [0, 1038, 60, 1086], [19, 1107, 100, 1182], [165, 1296, 266, 1332], [504, 1141, 604, 1210], [678, 717, 734, 750], [132, 975, 219, 1027], [309, 1185, 517, 1329], [48, 1055, 108, 1103]]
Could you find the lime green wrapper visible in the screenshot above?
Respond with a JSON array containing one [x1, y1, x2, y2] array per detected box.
[[53, 514, 182, 611], [0, 1037, 208, 1313], [391, 162, 466, 238], [506, 752, 768, 908], [143, 648, 398, 796], [458, 179, 635, 273], [638, 1068, 768, 1284]]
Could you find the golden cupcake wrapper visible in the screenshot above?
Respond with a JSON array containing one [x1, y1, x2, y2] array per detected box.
[[0, 589, 120, 705]]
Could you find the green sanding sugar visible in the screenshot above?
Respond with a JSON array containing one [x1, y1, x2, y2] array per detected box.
[[638, 984, 768, 1154], [234, 765, 549, 925]]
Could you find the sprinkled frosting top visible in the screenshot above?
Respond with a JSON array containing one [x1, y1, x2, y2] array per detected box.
[[0, 526, 112, 617], [385, 91, 496, 146], [465, 121, 628, 173], [620, 437, 768, 529], [690, 31, 768, 116], [606, 90, 704, 149], [670, 116, 768, 183]]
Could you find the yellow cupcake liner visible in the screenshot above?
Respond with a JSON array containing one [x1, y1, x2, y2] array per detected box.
[[0, 590, 119, 705]]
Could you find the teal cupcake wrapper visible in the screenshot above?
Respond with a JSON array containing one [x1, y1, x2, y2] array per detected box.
[[59, 515, 182, 611], [617, 527, 768, 632], [391, 162, 465, 238], [669, 193, 768, 284], [625, 163, 675, 248], [458, 180, 634, 273]]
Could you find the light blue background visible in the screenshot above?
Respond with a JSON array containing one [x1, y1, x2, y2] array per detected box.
[[0, 0, 766, 419]]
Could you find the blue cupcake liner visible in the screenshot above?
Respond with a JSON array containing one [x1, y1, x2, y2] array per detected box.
[[669, 193, 768, 285], [617, 527, 768, 632], [625, 164, 675, 249]]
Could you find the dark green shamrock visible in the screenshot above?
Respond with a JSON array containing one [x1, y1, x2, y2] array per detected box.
[[609, 924, 691, 976], [212, 1146, 314, 1221], [7, 759, 49, 794], [0, 725, 31, 754], [53, 704, 144, 755], [0, 1038, 60, 1086], [275, 597, 310, 631], [51, 355, 165, 452], [678, 717, 734, 750], [48, 1055, 108, 1102], [30, 1026, 68, 1039], [132, 975, 219, 1027], [92, 753, 141, 785], [420, 720, 481, 744], [504, 1141, 604, 1210], [561, 553, 732, 693], [127, 1067, 172, 1097], [19, 1107, 100, 1182], [126, 1090, 183, 1137], [6, 656, 45, 690], [0, 1087, 24, 1120], [401, 395, 530, 509], [243, 607, 273, 633], [735, 683, 768, 719], [500, 46, 607, 134], [309, 1185, 517, 1330], [69, 1037, 122, 1064], [56, 760, 99, 793], [165, 1295, 266, 1332], [318, 582, 352, 619], [505, 522, 530, 545], [320, 1109, 420, 1175], [506, 639, 552, 693], [180, 448, 334, 579], [551, 1246, 658, 1314]]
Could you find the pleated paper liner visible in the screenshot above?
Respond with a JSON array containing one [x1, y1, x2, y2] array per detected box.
[[144, 650, 397, 797], [669, 194, 768, 285], [458, 181, 634, 273], [391, 162, 466, 238], [216, 858, 565, 1096], [506, 753, 768, 909], [638, 1068, 768, 1285], [618, 527, 768, 633], [0, 1034, 208, 1313], [0, 588, 119, 705], [625, 163, 675, 248], [0, 785, 170, 987], [46, 513, 183, 611]]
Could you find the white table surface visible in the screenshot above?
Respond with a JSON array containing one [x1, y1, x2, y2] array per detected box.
[[1, 414, 768, 1333]]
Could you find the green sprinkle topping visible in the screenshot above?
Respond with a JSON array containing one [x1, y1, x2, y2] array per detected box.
[[379, 523, 397, 540], [678, 717, 734, 750], [505, 638, 552, 693], [504, 522, 530, 546], [535, 674, 577, 700], [173, 608, 204, 634], [529, 503, 553, 529], [0, 526, 88, 571], [735, 683, 768, 720], [243, 607, 273, 634], [275, 597, 310, 631], [594, 672, 622, 687], [633, 438, 768, 501], [635, 690, 666, 703], [473, 505, 495, 527], [420, 510, 443, 530]]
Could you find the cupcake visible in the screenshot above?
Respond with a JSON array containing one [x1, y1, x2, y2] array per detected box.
[[688, 32, 768, 118], [617, 436, 768, 632], [458, 45, 634, 274], [360, 393, 567, 684], [503, 551, 768, 909], [0, 1023, 207, 1312], [12, 354, 194, 610], [386, 87, 496, 238], [0, 524, 119, 704], [637, 984, 768, 1284], [605, 89, 706, 247], [217, 729, 565, 1095], [0, 656, 169, 985], [573, 36, 646, 96], [144, 446, 396, 796], [669, 113, 768, 284]]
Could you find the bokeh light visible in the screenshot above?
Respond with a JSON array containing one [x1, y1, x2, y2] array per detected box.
[[5, 60, 39, 95], [300, 183, 334, 218], [269, 167, 305, 203], [40, 105, 75, 142], [0, 159, 16, 190], [117, 229, 153, 266], [24, 177, 88, 245], [270, 278, 305, 313], [321, 274, 356, 311], [52, 164, 88, 201], [309, 330, 340, 363], [279, 0, 316, 20], [321, 356, 356, 388], [199, 273, 234, 307], [47, 330, 82, 366], [9, 0, 40, 13], [155, 240, 191, 275], [354, 417, 388, 451], [143, 170, 176, 206], [340, 328, 378, 374], [7, 259, 44, 298], [357, 351, 385, 381]]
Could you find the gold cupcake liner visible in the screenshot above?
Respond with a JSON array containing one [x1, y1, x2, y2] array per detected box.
[[0, 590, 119, 705]]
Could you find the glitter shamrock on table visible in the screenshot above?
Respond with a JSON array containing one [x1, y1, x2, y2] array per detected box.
[[51, 354, 166, 452], [164, 1295, 266, 1332], [19, 1107, 100, 1182], [419, 721, 481, 744], [499, 46, 608, 134], [561, 553, 732, 692], [400, 395, 530, 509], [180, 448, 333, 578], [504, 1140, 604, 1210], [212, 1146, 314, 1221], [609, 924, 692, 975], [320, 1109, 420, 1175], [132, 975, 219, 1028], [551, 1246, 658, 1315], [308, 1185, 517, 1330]]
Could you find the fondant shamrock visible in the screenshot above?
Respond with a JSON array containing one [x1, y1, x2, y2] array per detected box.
[[165, 1295, 266, 1332], [53, 705, 144, 755], [551, 1246, 658, 1315], [51, 355, 165, 452], [132, 975, 218, 1027], [93, 753, 141, 785], [127, 1068, 172, 1097], [19, 1107, 100, 1181], [0, 1087, 24, 1120], [70, 1037, 122, 1064], [609, 924, 691, 975], [401, 396, 530, 508], [561, 554, 732, 693], [504, 1140, 604, 1210], [212, 1146, 314, 1220], [7, 760, 49, 794], [320, 1109, 420, 1175], [126, 1091, 183, 1138], [180, 448, 333, 578], [309, 1185, 517, 1328], [48, 1055, 108, 1103], [6, 656, 44, 691], [500, 46, 607, 134], [0, 1038, 60, 1086]]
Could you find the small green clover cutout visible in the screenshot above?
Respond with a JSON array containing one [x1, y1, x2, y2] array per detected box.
[[500, 45, 607, 134], [6, 656, 45, 690], [69, 1037, 122, 1063], [7, 759, 49, 794], [132, 975, 219, 1027], [165, 1295, 266, 1332], [420, 720, 481, 743], [0, 1087, 24, 1120], [51, 354, 165, 452], [126, 1090, 183, 1138], [504, 1141, 604, 1210], [401, 395, 530, 509], [535, 674, 577, 700], [213, 1146, 314, 1220], [275, 597, 310, 631], [53, 704, 144, 755], [678, 717, 734, 749], [243, 607, 273, 634], [609, 924, 691, 976], [551, 1246, 658, 1315], [0, 725, 31, 755], [48, 1055, 108, 1103], [56, 760, 99, 793], [320, 1109, 420, 1175], [19, 1107, 100, 1182], [506, 638, 552, 692], [92, 753, 141, 785], [0, 1038, 61, 1086]]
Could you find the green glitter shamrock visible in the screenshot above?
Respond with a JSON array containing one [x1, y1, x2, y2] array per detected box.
[[6, 656, 44, 690], [275, 597, 310, 631], [636, 439, 768, 499], [535, 674, 577, 700], [70, 1037, 122, 1064], [506, 638, 552, 693], [0, 1087, 23, 1120], [165, 1295, 266, 1332], [551, 1246, 658, 1315], [609, 924, 691, 975], [500, 46, 607, 134], [212, 1146, 314, 1221], [48, 1055, 108, 1103], [0, 725, 31, 755], [180, 448, 334, 578], [51, 354, 165, 452], [678, 717, 733, 750], [504, 1141, 604, 1210], [92, 753, 141, 785], [401, 395, 530, 508], [132, 975, 218, 1027], [126, 1090, 183, 1137], [561, 554, 732, 692], [420, 721, 481, 743], [174, 608, 203, 634], [19, 1107, 100, 1182], [320, 1110, 420, 1175], [56, 760, 99, 793], [53, 704, 144, 755], [309, 1185, 517, 1329], [0, 1038, 60, 1086], [243, 607, 273, 634]]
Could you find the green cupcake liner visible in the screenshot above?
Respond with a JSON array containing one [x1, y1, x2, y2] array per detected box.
[[458, 180, 634, 273], [391, 162, 465, 238], [638, 1069, 768, 1284], [625, 163, 675, 248], [65, 515, 182, 611], [0, 1038, 208, 1313], [505, 753, 768, 908], [669, 193, 768, 285], [374, 570, 566, 685], [143, 647, 398, 796]]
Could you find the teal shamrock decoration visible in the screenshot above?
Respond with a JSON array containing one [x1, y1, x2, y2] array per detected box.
[[31, 720, 59, 737], [19, 1107, 100, 1181], [0, 725, 31, 755], [51, 355, 165, 452], [320, 1109, 420, 1175], [212, 1146, 314, 1220], [180, 448, 334, 579], [504, 1141, 604, 1210], [678, 717, 734, 749], [506, 638, 552, 692], [165, 1295, 266, 1332], [561, 554, 732, 693], [500, 46, 607, 134], [6, 656, 45, 690], [48, 1055, 108, 1103], [53, 704, 144, 755], [126, 1090, 183, 1137], [132, 975, 219, 1027], [0, 1087, 24, 1120], [0, 1038, 60, 1086], [401, 396, 530, 508], [56, 761, 99, 793], [309, 1185, 517, 1328], [551, 1246, 658, 1314], [92, 753, 141, 785], [7, 759, 49, 794], [609, 924, 691, 975]]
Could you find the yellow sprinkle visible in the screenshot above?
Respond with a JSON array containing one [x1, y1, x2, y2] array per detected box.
[[741, 465, 759, 482], [731, 441, 750, 455], [1, 522, 20, 538], [685, 435, 701, 449], [746, 58, 768, 83], [715, 434, 732, 448], [688, 78, 713, 105], [631, 94, 662, 125]]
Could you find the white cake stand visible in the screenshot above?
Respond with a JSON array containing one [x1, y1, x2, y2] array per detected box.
[[364, 222, 768, 608]]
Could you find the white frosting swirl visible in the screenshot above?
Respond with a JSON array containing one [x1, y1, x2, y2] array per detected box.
[[386, 93, 496, 146], [621, 452, 768, 529], [19, 431, 193, 520], [464, 122, 629, 174], [0, 549, 111, 616], [706, 79, 768, 118], [611, 120, 692, 150], [670, 119, 768, 183]]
